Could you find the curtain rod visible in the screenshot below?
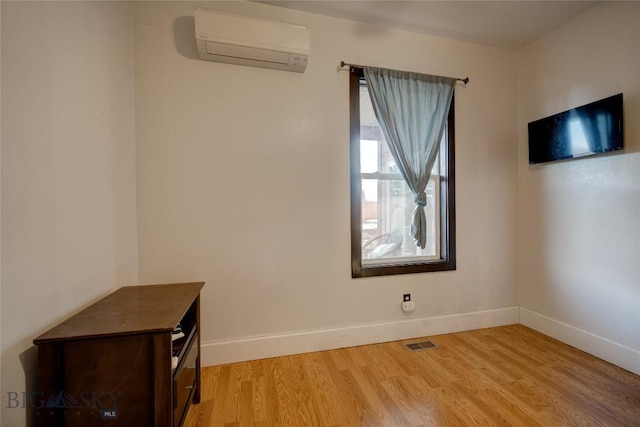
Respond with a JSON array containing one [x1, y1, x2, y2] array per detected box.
[[339, 61, 469, 85]]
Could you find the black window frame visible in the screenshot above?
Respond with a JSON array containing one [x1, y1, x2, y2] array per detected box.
[[350, 68, 456, 278]]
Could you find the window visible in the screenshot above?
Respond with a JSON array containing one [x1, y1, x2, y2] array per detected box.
[[350, 69, 456, 278]]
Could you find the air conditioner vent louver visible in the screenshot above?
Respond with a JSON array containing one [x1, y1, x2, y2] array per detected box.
[[204, 42, 290, 65]]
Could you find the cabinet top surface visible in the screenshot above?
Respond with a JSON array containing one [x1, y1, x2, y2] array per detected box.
[[33, 282, 204, 344]]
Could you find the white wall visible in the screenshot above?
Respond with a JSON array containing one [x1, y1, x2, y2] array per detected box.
[[134, 1, 519, 364], [1, 2, 138, 425], [517, 2, 640, 374]]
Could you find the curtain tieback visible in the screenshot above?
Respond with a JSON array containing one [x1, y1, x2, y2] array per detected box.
[[414, 192, 427, 207]]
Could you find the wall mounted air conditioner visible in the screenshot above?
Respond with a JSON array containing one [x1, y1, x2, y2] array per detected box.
[[195, 8, 309, 73]]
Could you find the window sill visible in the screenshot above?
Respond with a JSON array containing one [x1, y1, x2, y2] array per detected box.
[[353, 258, 456, 278]]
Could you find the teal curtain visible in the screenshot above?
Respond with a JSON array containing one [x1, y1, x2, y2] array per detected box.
[[363, 66, 455, 249]]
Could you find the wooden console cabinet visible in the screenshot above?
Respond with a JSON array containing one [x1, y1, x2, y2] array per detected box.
[[33, 282, 204, 427]]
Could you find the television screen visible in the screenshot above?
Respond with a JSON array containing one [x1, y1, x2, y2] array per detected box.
[[528, 93, 623, 165]]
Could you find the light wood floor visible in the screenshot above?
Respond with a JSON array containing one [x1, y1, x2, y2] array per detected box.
[[183, 325, 640, 426]]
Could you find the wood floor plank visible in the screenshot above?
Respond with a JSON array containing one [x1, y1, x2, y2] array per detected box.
[[286, 354, 322, 427], [303, 352, 349, 426], [337, 351, 396, 426], [269, 358, 299, 427], [184, 325, 640, 426], [409, 379, 480, 426], [360, 364, 413, 426]]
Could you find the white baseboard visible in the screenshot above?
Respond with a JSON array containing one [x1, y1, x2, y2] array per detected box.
[[201, 306, 520, 366], [520, 307, 640, 376]]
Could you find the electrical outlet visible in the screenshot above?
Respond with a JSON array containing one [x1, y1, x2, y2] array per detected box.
[[403, 294, 411, 302]]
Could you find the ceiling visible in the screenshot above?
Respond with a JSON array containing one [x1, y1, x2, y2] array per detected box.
[[255, 1, 599, 50]]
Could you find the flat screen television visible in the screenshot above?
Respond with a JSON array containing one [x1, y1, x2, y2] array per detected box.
[[528, 93, 623, 165]]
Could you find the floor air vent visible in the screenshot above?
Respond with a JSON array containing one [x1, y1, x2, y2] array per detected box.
[[404, 340, 438, 351]]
